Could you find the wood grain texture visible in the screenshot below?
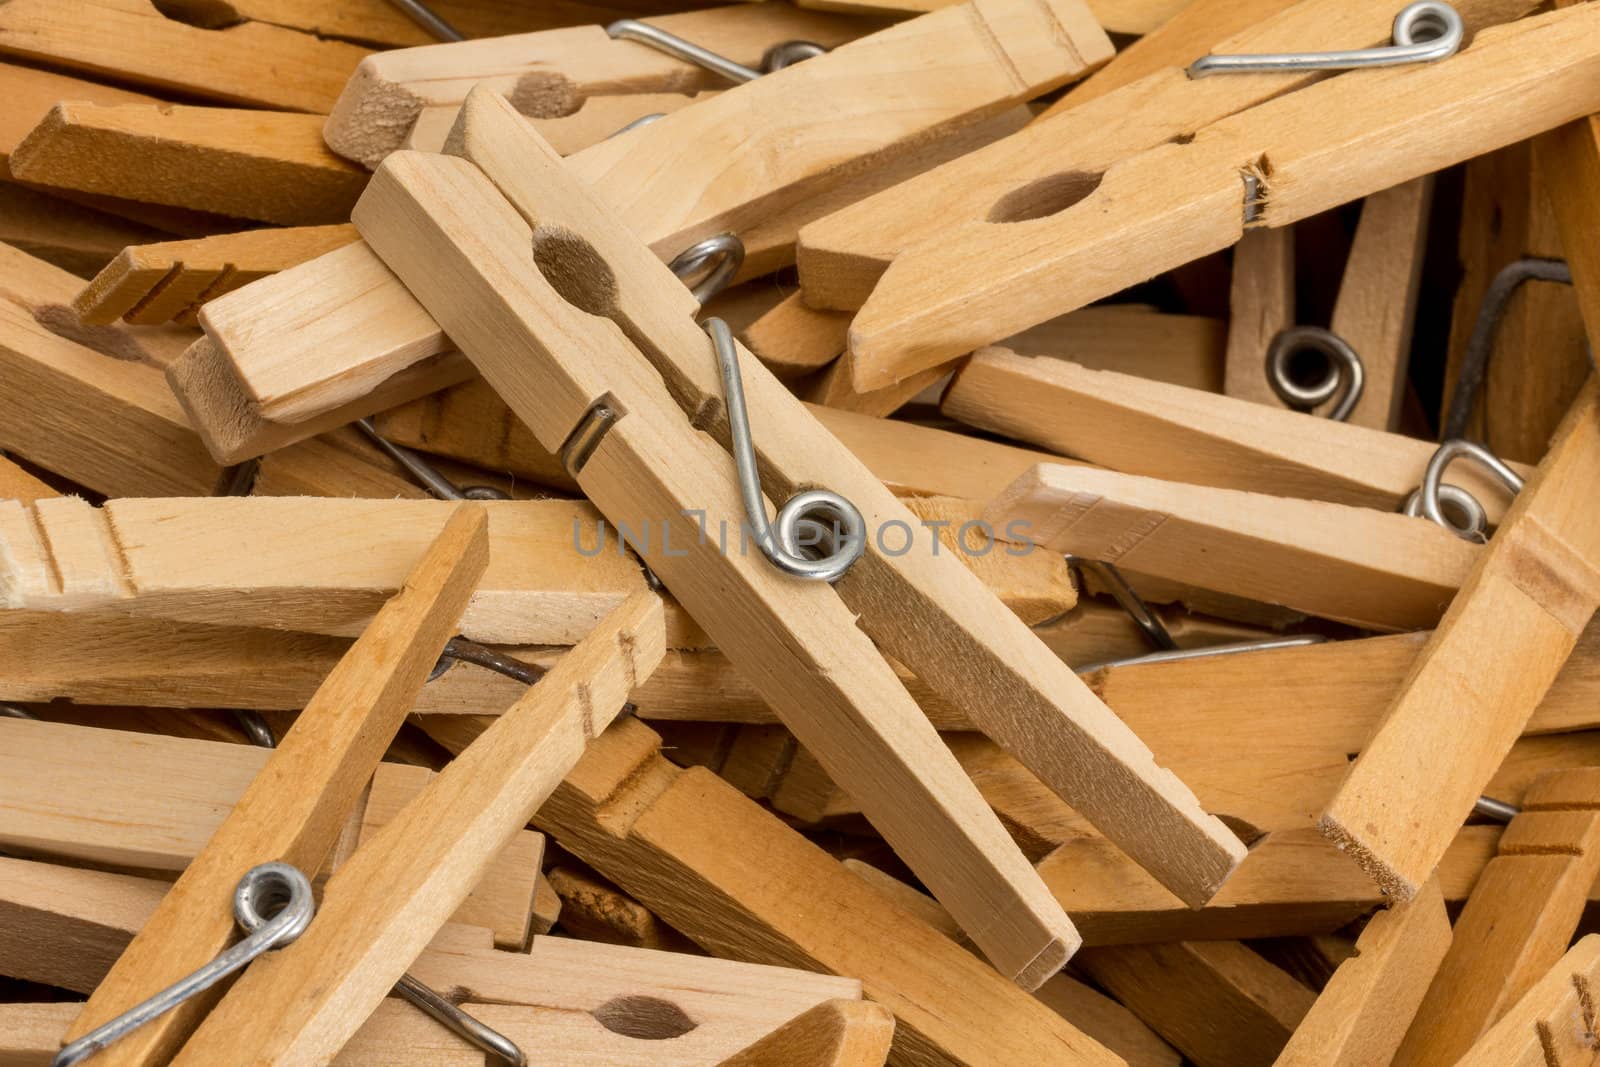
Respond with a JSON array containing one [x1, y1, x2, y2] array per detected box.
[[1395, 769, 1600, 1066], [1076, 940, 1315, 1067], [845, 4, 1600, 387], [0, 455, 55, 502], [324, 3, 882, 168], [360, 124, 1079, 987], [0, 179, 168, 278], [0, 497, 664, 646], [1453, 936, 1600, 1067], [0, 0, 368, 112], [796, 0, 1186, 33], [1537, 63, 1600, 350], [461, 714, 1125, 1066], [1447, 140, 1591, 461], [985, 462, 1479, 631], [61, 507, 488, 1067], [795, 0, 1538, 313], [1223, 226, 1296, 407], [1321, 380, 1600, 901], [1274, 880, 1452, 1067], [471, 88, 1240, 906], [74, 224, 360, 326], [716, 1000, 894, 1067], [0, 60, 159, 167], [945, 349, 1531, 520], [11, 103, 368, 226], [173, 592, 665, 1066], [4, 857, 858, 1065]]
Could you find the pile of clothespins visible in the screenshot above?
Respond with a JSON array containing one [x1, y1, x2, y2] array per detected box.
[[2, 0, 1600, 1063]]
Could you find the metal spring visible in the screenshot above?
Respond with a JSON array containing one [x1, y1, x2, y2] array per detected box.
[[384, 0, 465, 42], [53, 863, 315, 1067], [355, 418, 512, 501], [1401, 438, 1523, 543], [1189, 1, 1463, 77], [1265, 326, 1366, 422], [704, 317, 865, 582]]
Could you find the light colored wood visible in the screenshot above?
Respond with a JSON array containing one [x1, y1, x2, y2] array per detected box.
[[249, 425, 430, 501], [562, 0, 1108, 266], [1076, 940, 1316, 1067], [74, 224, 360, 326], [324, 3, 883, 168], [1224, 226, 1297, 407], [985, 462, 1480, 631], [797, 0, 1186, 34], [3, 855, 862, 1066], [1047, 0, 1295, 113], [372, 88, 1244, 919], [4, 999, 484, 1066], [795, 0, 1539, 314], [0, 179, 168, 278], [0, 494, 1065, 648], [172, 592, 666, 1065], [807, 357, 948, 416], [1395, 769, 1600, 1066], [0, 0, 367, 112], [0, 496, 664, 646], [945, 350, 1533, 521], [0, 61, 160, 168], [359, 762, 546, 951], [545, 866, 690, 952], [740, 291, 852, 379], [1324, 177, 1432, 429], [0, 455, 54, 502], [843, 4, 1600, 387], [446, 713, 1125, 1066], [1004, 305, 1226, 392], [60, 508, 487, 1067], [174, 0, 1095, 460], [362, 113, 1080, 986], [840, 858, 1183, 1067], [405, 93, 716, 157], [1321, 380, 1600, 901], [1273, 880, 1452, 1067], [0, 238, 193, 366], [716, 1000, 894, 1067], [465, 85, 1239, 902], [366, 376, 1078, 504], [11, 103, 368, 227], [1453, 935, 1600, 1067], [0, 262, 229, 496], [0, 857, 170, 995]]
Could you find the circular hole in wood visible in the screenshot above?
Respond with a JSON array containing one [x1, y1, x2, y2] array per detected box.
[[591, 996, 698, 1040]]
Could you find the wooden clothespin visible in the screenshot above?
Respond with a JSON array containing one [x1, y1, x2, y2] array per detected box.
[[825, 2, 1600, 390], [433, 713, 1124, 1065], [943, 349, 1532, 519], [146, 591, 663, 1065], [356, 85, 1254, 977], [0, 497, 660, 646], [57, 505, 488, 1065], [1452, 935, 1600, 1067], [402, 91, 718, 158], [794, 0, 1538, 314], [323, 3, 883, 167], [1395, 768, 1600, 1065], [170, 0, 1108, 463], [11, 103, 369, 227], [73, 224, 360, 327], [983, 461, 1481, 631], [4, 855, 882, 1065], [1223, 176, 1432, 430], [1274, 880, 1452, 1067], [0, 244, 420, 499], [1321, 380, 1600, 900], [0, 721, 548, 950], [715, 1000, 896, 1066], [0, 0, 369, 113]]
